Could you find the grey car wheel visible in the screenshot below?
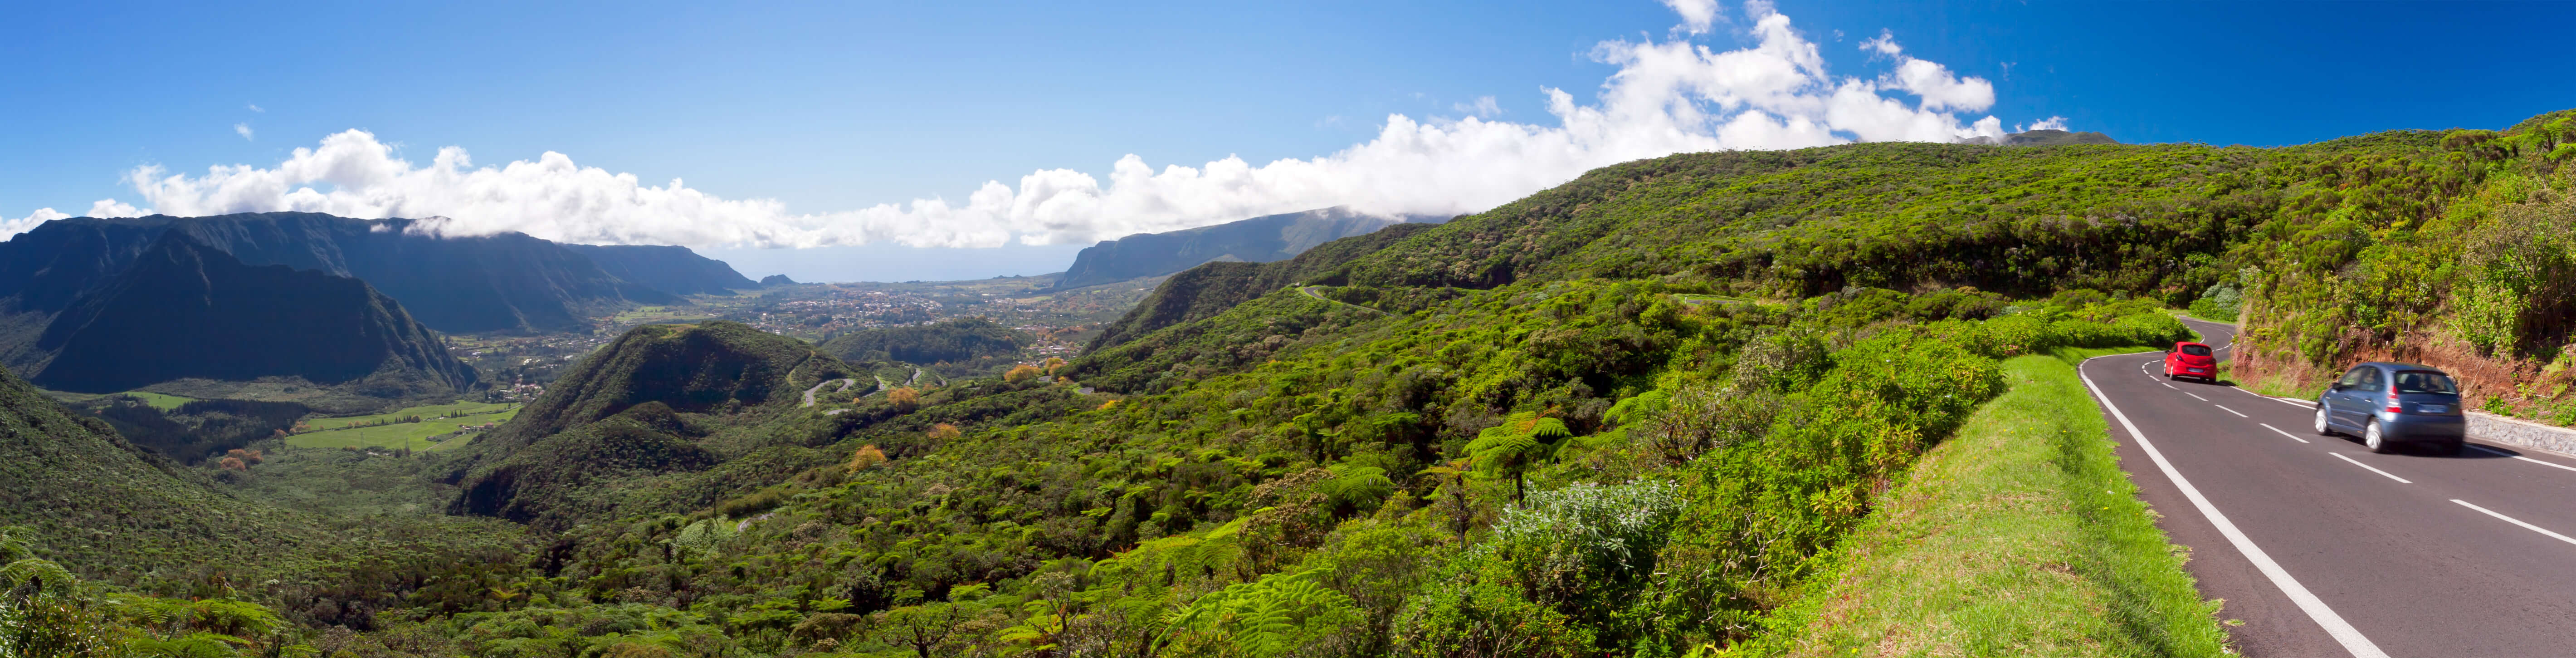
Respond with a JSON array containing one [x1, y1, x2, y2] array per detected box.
[[2314, 407, 2333, 436], [2365, 421, 2393, 453]]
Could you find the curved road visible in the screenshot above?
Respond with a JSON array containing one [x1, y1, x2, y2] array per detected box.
[[2087, 318, 2576, 657], [1298, 285, 1385, 314]]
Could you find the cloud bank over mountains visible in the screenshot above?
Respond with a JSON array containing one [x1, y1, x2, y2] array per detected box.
[[7, 1, 2041, 250]]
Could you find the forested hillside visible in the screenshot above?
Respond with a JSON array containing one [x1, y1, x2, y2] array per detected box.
[[819, 317, 1033, 376], [10, 109, 2573, 656]]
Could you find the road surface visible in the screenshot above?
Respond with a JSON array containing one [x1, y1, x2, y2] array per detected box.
[[2086, 318, 2576, 657], [800, 378, 854, 408]]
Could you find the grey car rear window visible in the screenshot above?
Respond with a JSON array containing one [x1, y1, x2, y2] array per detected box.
[[2393, 370, 2457, 394]]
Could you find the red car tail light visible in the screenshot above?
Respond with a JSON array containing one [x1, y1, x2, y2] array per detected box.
[[2386, 393, 2403, 414]]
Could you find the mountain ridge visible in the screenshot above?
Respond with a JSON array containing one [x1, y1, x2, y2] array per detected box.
[[28, 231, 476, 398], [1052, 207, 1438, 290]]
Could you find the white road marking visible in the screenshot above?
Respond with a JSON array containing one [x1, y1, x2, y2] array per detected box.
[[2162, 382, 2179, 390], [2330, 453, 2413, 483], [2215, 404, 2248, 418], [2080, 360, 2390, 658], [2453, 499, 2576, 547], [2186, 392, 2210, 401], [2466, 444, 2576, 473], [2264, 395, 2320, 408], [2259, 423, 2311, 443]]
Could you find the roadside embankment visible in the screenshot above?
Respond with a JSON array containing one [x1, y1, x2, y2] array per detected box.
[[1744, 350, 2230, 657]]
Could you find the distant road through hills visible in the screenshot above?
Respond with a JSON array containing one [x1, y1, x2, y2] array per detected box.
[[2088, 318, 2576, 657]]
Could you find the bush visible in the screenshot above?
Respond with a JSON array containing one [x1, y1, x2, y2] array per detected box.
[[2189, 284, 2242, 322]]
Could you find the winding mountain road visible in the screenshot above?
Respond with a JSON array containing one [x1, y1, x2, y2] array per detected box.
[[1298, 285, 1385, 314], [800, 378, 854, 408], [2087, 318, 2576, 657]]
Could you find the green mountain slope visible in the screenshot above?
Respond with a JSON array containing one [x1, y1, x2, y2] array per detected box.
[[447, 320, 859, 527], [818, 316, 1033, 373], [0, 363, 319, 585], [1083, 221, 1436, 351]]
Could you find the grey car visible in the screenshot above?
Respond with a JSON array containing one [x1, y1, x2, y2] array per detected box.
[[2313, 362, 2466, 455]]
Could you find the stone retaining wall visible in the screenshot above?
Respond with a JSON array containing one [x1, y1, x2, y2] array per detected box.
[[2469, 411, 2576, 456]]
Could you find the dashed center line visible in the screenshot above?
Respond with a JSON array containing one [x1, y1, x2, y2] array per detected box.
[[2215, 404, 2248, 418], [2454, 499, 2576, 547], [2161, 382, 2178, 389], [2185, 392, 2210, 401], [2259, 422, 2312, 443], [2332, 453, 2413, 483], [2465, 444, 2576, 473]]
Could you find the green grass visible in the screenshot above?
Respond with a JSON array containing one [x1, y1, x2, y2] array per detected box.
[[119, 391, 199, 410], [287, 402, 519, 452], [1748, 351, 2229, 658], [34, 388, 199, 410]]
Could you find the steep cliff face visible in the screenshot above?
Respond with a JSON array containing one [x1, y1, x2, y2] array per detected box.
[[1053, 207, 1429, 290], [0, 212, 700, 337], [166, 213, 678, 333], [562, 243, 758, 296], [29, 233, 475, 395]]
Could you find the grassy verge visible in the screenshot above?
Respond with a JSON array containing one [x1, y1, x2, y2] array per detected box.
[[1745, 351, 2228, 657]]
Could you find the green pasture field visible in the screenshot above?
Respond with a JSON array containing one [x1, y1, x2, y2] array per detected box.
[[286, 402, 519, 452], [37, 388, 201, 410]]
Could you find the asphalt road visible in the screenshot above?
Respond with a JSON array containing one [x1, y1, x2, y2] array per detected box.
[[2084, 319, 2576, 657]]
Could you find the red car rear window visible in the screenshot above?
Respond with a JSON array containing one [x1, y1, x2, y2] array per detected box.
[[2180, 344, 2212, 357]]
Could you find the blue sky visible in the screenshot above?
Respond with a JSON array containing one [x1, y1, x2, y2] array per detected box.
[[4, 1, 2571, 281]]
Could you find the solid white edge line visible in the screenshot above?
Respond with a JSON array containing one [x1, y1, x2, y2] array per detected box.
[[2215, 404, 2249, 418], [2081, 355, 2390, 658], [2259, 422, 2312, 443], [2453, 499, 2576, 547], [2464, 444, 2576, 473], [2329, 452, 2413, 484], [2186, 392, 2210, 401]]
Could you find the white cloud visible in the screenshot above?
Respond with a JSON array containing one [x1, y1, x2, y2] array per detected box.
[[248, 104, 264, 113], [1858, 30, 1993, 113], [2027, 116, 2070, 131], [1453, 96, 1503, 118], [14, 1, 2039, 249], [234, 123, 254, 141], [1859, 29, 1902, 56], [1662, 0, 1721, 34], [0, 208, 72, 240]]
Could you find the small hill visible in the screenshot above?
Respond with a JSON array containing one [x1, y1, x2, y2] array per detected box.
[[761, 274, 799, 286], [1053, 207, 1432, 290], [1085, 222, 1436, 351], [562, 243, 758, 296], [448, 320, 853, 524], [819, 317, 1033, 369], [28, 232, 475, 398]]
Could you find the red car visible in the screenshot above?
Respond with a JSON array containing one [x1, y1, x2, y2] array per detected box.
[[2165, 342, 2217, 383]]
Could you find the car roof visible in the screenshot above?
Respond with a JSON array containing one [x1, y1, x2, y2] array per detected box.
[[2356, 361, 2446, 372]]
